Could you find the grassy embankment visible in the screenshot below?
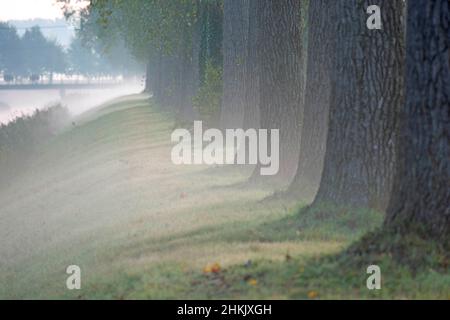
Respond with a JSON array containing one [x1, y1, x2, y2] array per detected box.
[[0, 94, 448, 299]]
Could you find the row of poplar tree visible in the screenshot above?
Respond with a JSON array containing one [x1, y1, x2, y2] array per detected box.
[[73, 0, 448, 243]]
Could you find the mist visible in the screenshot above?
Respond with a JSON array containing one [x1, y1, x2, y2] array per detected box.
[[0, 0, 448, 303], [0, 82, 143, 124]]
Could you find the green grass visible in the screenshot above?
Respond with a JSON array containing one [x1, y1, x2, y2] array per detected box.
[[0, 94, 448, 300], [71, 205, 448, 300], [0, 104, 69, 188], [50, 205, 448, 300]]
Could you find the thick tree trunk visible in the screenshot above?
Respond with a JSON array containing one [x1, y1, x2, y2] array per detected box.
[[242, 0, 260, 131], [153, 50, 165, 106], [145, 61, 152, 93], [191, 5, 201, 102], [145, 54, 159, 95], [250, 0, 303, 183], [384, 0, 449, 240], [207, 1, 223, 68], [176, 30, 196, 121], [287, 0, 336, 202], [313, 0, 405, 209], [220, 0, 249, 129]]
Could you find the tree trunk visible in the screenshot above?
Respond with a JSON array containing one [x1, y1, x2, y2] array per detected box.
[[176, 28, 196, 121], [145, 61, 152, 93], [287, 0, 337, 202], [220, 0, 249, 129], [250, 0, 303, 183], [145, 56, 159, 94], [384, 0, 449, 240], [153, 50, 164, 105], [313, 0, 405, 209], [242, 0, 260, 131]]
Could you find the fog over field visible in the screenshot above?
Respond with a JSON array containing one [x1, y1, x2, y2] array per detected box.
[[0, 83, 143, 124], [0, 0, 448, 302]]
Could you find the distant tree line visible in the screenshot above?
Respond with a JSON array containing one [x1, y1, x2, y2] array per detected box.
[[0, 22, 140, 82]]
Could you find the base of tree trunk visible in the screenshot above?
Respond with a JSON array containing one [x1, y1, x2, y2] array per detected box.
[[343, 227, 449, 274], [284, 182, 319, 204]]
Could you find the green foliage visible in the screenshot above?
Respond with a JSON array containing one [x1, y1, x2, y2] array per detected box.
[[77, 0, 198, 63], [64, 0, 224, 109], [0, 19, 135, 78], [199, 0, 223, 80], [67, 35, 98, 75], [0, 105, 70, 185], [0, 25, 67, 77], [0, 23, 24, 75], [21, 26, 67, 76], [67, 31, 138, 76], [192, 61, 222, 124]]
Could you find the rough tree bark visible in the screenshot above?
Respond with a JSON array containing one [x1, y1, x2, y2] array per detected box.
[[159, 54, 176, 108], [145, 61, 152, 93], [242, 0, 260, 131], [176, 28, 196, 121], [384, 0, 449, 240], [313, 0, 405, 209], [287, 0, 337, 202], [152, 50, 164, 104], [144, 49, 161, 95], [220, 0, 249, 129], [250, 0, 303, 183]]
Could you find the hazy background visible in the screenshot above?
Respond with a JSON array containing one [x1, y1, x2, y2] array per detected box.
[[0, 0, 144, 125]]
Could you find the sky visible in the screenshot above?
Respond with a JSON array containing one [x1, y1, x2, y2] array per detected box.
[[0, 0, 65, 21]]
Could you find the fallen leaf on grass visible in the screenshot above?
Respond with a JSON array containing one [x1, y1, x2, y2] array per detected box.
[[247, 279, 258, 286], [203, 262, 221, 274]]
